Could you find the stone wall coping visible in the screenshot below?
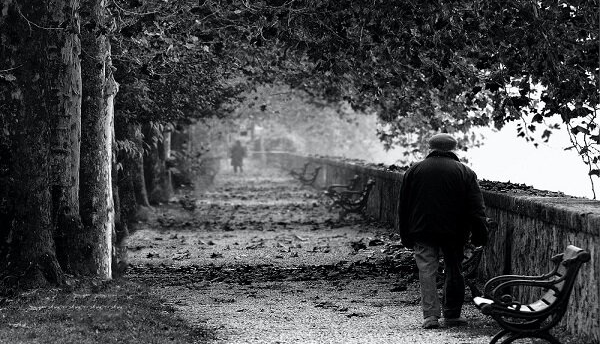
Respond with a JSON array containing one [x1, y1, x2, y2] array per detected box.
[[307, 156, 403, 180], [482, 191, 600, 234], [269, 152, 600, 235]]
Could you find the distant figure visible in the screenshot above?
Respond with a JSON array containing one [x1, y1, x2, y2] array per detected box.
[[230, 140, 247, 173], [399, 133, 488, 329]]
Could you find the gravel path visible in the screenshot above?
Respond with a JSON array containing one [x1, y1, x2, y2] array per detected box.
[[126, 159, 504, 344]]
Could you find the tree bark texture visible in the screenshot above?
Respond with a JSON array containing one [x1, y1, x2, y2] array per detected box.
[[77, 0, 115, 278], [0, 2, 79, 287], [49, 0, 84, 273]]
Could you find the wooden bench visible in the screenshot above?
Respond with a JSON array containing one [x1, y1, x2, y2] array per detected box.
[[329, 179, 375, 220], [290, 162, 322, 186], [473, 245, 590, 344], [323, 174, 360, 209]]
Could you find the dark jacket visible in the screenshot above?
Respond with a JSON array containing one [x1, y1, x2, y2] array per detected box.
[[230, 144, 246, 166], [399, 151, 487, 248]]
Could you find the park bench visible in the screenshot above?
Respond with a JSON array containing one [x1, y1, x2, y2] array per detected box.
[[323, 174, 360, 209], [290, 162, 322, 186], [329, 179, 375, 220], [473, 244, 590, 344]]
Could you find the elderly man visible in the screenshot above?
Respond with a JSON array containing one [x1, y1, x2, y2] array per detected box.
[[399, 133, 488, 329]]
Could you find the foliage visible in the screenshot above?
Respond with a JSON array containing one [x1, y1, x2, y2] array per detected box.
[[109, 0, 244, 127], [214, 0, 599, 193], [5, 1, 596, 173]]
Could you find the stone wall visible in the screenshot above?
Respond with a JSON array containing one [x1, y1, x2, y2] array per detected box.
[[265, 152, 600, 342]]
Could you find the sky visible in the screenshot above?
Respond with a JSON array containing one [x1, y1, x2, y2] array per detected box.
[[466, 123, 598, 199], [374, 123, 598, 199]]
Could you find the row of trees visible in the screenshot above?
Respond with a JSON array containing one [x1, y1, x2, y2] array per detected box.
[[0, 1, 119, 288], [1, 0, 598, 287], [0, 1, 236, 289]]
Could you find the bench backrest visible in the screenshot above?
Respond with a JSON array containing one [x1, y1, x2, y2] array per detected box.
[[360, 179, 376, 201], [300, 162, 310, 174], [309, 166, 322, 176], [522, 245, 590, 322], [348, 174, 360, 190]]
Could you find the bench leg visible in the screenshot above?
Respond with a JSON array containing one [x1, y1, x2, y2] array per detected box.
[[499, 333, 525, 344], [531, 331, 561, 344], [491, 330, 562, 344], [489, 329, 509, 344], [325, 197, 340, 212]]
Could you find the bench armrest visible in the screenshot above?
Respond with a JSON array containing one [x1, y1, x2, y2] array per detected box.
[[563, 251, 591, 265], [483, 257, 563, 297], [326, 184, 353, 192], [488, 279, 559, 305], [338, 190, 364, 197], [290, 162, 310, 175], [483, 274, 550, 297]]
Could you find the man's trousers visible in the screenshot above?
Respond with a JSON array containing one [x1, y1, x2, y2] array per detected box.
[[413, 241, 465, 319]]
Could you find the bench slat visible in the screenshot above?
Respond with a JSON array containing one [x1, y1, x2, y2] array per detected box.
[[527, 300, 550, 312]]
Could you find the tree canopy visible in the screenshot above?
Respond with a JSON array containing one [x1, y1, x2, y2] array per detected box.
[[106, 0, 598, 182], [4, 0, 593, 183]]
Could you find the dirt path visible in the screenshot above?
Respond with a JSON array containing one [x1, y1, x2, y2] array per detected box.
[[126, 159, 499, 344]]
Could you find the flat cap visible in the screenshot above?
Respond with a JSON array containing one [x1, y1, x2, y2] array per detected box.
[[428, 133, 457, 151]]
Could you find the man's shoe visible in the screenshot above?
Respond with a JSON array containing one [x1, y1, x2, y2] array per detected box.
[[443, 317, 468, 327], [422, 316, 440, 329]]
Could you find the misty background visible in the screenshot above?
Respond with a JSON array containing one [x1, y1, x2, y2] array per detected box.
[[223, 87, 598, 199]]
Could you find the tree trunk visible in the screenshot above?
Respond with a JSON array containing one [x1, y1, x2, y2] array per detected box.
[[131, 124, 151, 207], [76, 0, 115, 278], [159, 130, 174, 199], [10, 103, 64, 288], [115, 122, 150, 230], [50, 0, 84, 273], [111, 125, 128, 277], [170, 126, 193, 187], [144, 144, 161, 205], [143, 123, 158, 205], [0, 2, 74, 287]]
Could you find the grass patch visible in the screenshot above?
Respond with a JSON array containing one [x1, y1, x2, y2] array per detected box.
[[0, 278, 216, 344]]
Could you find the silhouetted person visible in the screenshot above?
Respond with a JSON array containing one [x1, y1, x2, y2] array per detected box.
[[399, 133, 488, 329], [230, 140, 246, 173]]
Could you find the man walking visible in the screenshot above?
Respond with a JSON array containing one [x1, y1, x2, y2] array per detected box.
[[230, 140, 247, 173], [399, 133, 488, 329]]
